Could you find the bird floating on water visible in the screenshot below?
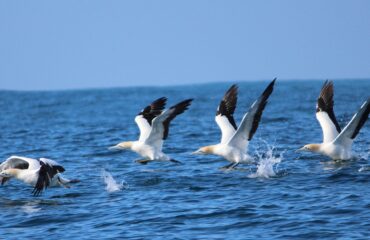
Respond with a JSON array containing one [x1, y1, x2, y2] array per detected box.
[[109, 97, 193, 164], [298, 80, 370, 160], [193, 79, 276, 169], [0, 156, 79, 196]]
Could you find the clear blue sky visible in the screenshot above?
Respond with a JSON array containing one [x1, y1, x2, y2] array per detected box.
[[1, 0, 369, 90]]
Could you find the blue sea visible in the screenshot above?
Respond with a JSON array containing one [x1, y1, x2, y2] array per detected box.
[[0, 80, 369, 239]]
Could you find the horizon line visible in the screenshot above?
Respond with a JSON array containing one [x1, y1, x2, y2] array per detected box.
[[0, 78, 369, 92]]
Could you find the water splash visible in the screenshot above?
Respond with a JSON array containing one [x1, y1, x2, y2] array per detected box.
[[101, 169, 128, 193], [248, 143, 283, 178]]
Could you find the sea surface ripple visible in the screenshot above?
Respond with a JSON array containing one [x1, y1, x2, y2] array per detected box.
[[0, 80, 369, 239]]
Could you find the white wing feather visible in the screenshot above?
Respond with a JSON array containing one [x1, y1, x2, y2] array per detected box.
[[316, 111, 340, 143], [39, 158, 62, 167], [135, 115, 152, 142], [144, 109, 174, 150], [333, 100, 370, 148], [215, 115, 237, 144], [227, 100, 260, 150], [0, 156, 40, 171]]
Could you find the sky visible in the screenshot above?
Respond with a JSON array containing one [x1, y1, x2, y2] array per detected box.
[[0, 0, 370, 90]]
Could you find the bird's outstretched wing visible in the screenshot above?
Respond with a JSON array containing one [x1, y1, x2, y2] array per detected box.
[[145, 99, 193, 149], [215, 84, 238, 144], [32, 158, 65, 196], [134, 97, 167, 142], [333, 98, 370, 147], [227, 79, 275, 150], [0, 156, 31, 185], [316, 80, 341, 143]]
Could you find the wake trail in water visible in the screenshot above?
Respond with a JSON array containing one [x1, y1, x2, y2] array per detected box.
[[101, 169, 128, 193], [248, 142, 283, 178]]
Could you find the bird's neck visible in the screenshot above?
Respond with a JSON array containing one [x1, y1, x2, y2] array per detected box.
[[203, 145, 218, 155], [7, 168, 22, 178], [118, 141, 134, 149], [310, 143, 322, 153]]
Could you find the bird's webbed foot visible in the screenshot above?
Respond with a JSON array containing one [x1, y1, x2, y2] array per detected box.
[[135, 159, 152, 165], [219, 162, 239, 170]]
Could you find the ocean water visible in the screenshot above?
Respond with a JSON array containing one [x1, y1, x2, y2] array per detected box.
[[0, 80, 369, 239]]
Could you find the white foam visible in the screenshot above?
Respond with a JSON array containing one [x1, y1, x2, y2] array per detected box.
[[359, 166, 370, 172], [21, 202, 41, 214], [248, 143, 283, 178], [101, 169, 128, 193]]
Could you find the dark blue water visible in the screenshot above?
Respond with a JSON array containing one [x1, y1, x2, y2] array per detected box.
[[0, 80, 369, 239]]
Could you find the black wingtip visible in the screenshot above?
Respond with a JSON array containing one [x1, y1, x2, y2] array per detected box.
[[216, 84, 238, 122], [152, 97, 168, 108], [316, 80, 341, 133], [162, 99, 193, 140], [318, 80, 335, 107], [172, 98, 193, 110], [55, 166, 65, 173], [321, 80, 333, 90], [247, 79, 276, 141], [350, 99, 370, 139], [139, 97, 168, 124], [155, 96, 168, 103], [228, 84, 238, 91], [262, 78, 276, 97], [222, 84, 238, 102]]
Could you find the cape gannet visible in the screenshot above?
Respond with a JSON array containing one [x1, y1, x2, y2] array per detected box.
[[110, 98, 193, 164], [193, 79, 276, 169], [0, 156, 79, 196], [298, 80, 370, 160]]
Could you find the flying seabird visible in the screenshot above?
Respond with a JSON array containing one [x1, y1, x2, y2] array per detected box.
[[0, 156, 79, 196], [193, 79, 276, 169], [298, 80, 370, 160], [109, 97, 193, 164]]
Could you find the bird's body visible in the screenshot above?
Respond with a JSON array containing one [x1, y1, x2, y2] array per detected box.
[[193, 79, 276, 169], [0, 156, 79, 196], [198, 144, 252, 163], [110, 97, 193, 164], [304, 142, 352, 160], [299, 80, 370, 160], [321, 143, 352, 160], [116, 141, 170, 161]]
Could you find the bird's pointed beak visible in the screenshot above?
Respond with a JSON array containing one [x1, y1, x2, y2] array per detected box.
[[0, 172, 10, 177], [296, 147, 305, 152], [191, 150, 203, 155], [108, 145, 122, 151]]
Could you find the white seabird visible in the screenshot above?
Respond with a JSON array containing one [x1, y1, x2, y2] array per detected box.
[[298, 80, 370, 160], [0, 156, 79, 196], [109, 97, 193, 164], [193, 79, 276, 169]]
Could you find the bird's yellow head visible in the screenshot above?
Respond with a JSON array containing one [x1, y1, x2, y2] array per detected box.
[[109, 141, 133, 151], [0, 168, 20, 178], [117, 141, 133, 149], [192, 145, 216, 155], [298, 144, 321, 153]]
